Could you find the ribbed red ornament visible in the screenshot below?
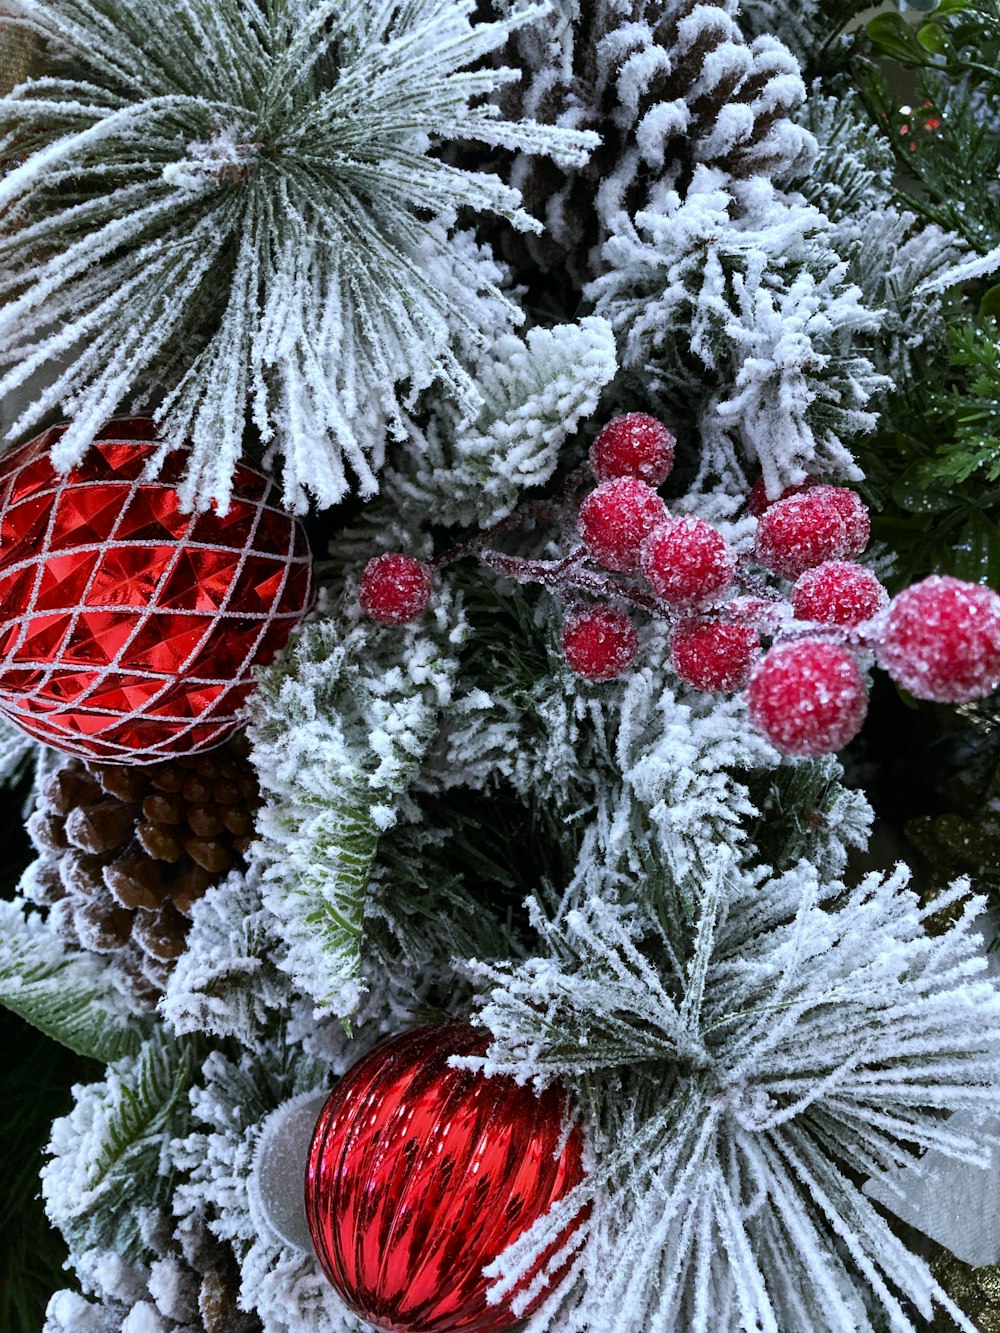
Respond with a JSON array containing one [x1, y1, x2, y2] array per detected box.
[[0, 418, 311, 763], [306, 1024, 587, 1333]]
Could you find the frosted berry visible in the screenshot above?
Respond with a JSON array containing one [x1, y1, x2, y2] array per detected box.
[[792, 561, 888, 628], [562, 606, 639, 682], [755, 492, 851, 580], [748, 641, 868, 757], [640, 517, 735, 608], [747, 478, 815, 517], [670, 620, 762, 693], [810, 485, 870, 555], [577, 477, 668, 574], [875, 575, 1000, 703], [590, 413, 675, 486], [358, 553, 433, 625]]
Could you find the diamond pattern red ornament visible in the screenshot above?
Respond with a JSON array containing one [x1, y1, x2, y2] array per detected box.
[[0, 418, 312, 763]]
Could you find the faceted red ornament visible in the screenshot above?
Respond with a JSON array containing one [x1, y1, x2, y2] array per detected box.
[[306, 1023, 587, 1333], [0, 418, 312, 763]]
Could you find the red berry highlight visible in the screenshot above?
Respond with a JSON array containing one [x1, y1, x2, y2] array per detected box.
[[754, 492, 851, 579], [792, 561, 888, 628], [747, 478, 815, 518], [590, 413, 675, 486], [640, 516, 735, 608], [577, 477, 668, 573], [561, 605, 639, 682], [748, 640, 868, 757], [670, 619, 762, 692], [809, 486, 870, 556], [875, 575, 1000, 703], [358, 553, 433, 625]]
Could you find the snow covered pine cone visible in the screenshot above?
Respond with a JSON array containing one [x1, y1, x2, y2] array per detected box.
[[22, 739, 261, 1007]]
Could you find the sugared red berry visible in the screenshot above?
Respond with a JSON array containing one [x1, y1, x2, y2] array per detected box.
[[590, 413, 676, 486], [755, 492, 851, 579], [792, 561, 888, 628], [747, 478, 815, 517], [358, 553, 433, 625], [809, 486, 870, 555], [747, 640, 868, 757], [578, 477, 668, 573], [640, 516, 735, 608], [562, 606, 639, 682], [875, 575, 1000, 703], [670, 619, 762, 692]]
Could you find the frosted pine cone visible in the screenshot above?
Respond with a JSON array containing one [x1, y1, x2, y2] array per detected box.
[[477, 0, 812, 294], [23, 739, 261, 1007]]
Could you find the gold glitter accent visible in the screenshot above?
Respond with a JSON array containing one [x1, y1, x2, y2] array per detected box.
[[933, 1254, 1000, 1331], [0, 18, 42, 98]]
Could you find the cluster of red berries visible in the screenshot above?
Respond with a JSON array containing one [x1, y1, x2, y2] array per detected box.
[[356, 413, 1000, 758]]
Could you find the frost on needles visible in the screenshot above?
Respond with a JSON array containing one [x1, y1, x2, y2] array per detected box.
[[0, 0, 597, 511]]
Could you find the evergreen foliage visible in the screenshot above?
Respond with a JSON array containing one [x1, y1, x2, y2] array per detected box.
[[0, 0, 595, 511], [0, 898, 145, 1062], [467, 859, 1000, 1333], [247, 593, 465, 1014], [3, 2, 1000, 1331]]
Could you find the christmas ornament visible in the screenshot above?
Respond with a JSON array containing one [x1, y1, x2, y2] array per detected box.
[[577, 476, 667, 573], [562, 604, 639, 681], [876, 576, 1000, 703], [0, 418, 311, 762], [306, 1023, 587, 1333], [358, 552, 433, 625], [24, 738, 261, 1006], [640, 516, 736, 608], [589, 413, 675, 486]]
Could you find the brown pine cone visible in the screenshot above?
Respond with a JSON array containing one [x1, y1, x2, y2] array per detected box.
[[24, 737, 261, 1008]]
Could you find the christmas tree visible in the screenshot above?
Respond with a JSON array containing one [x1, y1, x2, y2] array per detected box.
[[3, 1, 1000, 1331]]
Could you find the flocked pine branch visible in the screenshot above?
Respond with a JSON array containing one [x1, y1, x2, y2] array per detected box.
[[0, 897, 145, 1062], [0, 0, 597, 511], [42, 1031, 200, 1265], [463, 840, 1000, 1333], [247, 589, 465, 1015]]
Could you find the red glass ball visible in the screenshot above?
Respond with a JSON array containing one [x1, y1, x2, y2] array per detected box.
[[306, 1023, 587, 1333], [0, 418, 312, 763]]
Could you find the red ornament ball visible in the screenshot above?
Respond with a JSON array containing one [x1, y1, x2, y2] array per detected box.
[[562, 605, 639, 682], [358, 553, 433, 625], [875, 575, 1000, 703], [306, 1023, 587, 1333], [754, 490, 860, 580], [746, 477, 815, 517], [577, 477, 668, 573], [669, 619, 761, 693], [747, 640, 868, 757], [0, 419, 311, 764], [792, 561, 888, 628], [589, 413, 675, 486], [640, 516, 735, 608]]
